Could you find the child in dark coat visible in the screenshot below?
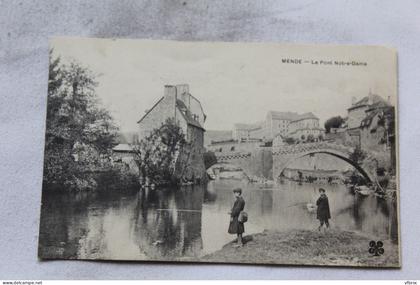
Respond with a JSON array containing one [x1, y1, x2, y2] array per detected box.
[[316, 188, 331, 231], [228, 188, 245, 247]]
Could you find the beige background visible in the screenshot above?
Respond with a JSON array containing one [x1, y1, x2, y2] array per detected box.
[[51, 38, 397, 132]]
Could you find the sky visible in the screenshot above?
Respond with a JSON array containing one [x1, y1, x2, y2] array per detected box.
[[50, 38, 398, 132]]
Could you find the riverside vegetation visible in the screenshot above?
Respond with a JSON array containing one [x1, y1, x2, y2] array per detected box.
[[43, 51, 138, 191]]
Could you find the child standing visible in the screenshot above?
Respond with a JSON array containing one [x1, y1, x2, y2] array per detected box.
[[316, 188, 331, 231], [228, 188, 245, 247]]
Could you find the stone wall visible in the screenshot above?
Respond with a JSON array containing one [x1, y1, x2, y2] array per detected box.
[[360, 114, 388, 153], [174, 125, 207, 183], [207, 140, 261, 153], [347, 106, 368, 129], [249, 148, 273, 178], [289, 128, 323, 140]]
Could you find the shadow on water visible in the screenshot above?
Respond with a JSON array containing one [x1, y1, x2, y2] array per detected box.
[[39, 180, 397, 260]]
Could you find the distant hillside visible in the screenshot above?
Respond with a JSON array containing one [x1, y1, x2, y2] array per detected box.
[[204, 130, 233, 146]]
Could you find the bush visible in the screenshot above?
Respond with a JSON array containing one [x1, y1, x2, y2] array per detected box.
[[324, 116, 344, 133], [307, 134, 315, 143], [349, 145, 366, 165]]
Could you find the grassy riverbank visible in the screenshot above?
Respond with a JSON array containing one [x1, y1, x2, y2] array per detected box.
[[202, 229, 399, 267]]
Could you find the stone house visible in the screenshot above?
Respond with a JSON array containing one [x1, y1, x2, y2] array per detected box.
[[287, 112, 323, 141], [136, 84, 207, 183], [345, 92, 388, 147], [265, 111, 298, 139], [359, 101, 395, 162], [347, 93, 385, 129]]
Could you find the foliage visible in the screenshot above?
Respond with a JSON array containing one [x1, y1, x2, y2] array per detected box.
[[306, 134, 315, 143], [324, 116, 345, 133], [43, 51, 119, 190], [349, 145, 367, 165], [347, 145, 368, 186], [203, 150, 217, 169], [132, 118, 189, 186], [378, 107, 395, 146]]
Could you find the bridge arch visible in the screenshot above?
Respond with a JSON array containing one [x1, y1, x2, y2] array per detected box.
[[273, 143, 374, 184]]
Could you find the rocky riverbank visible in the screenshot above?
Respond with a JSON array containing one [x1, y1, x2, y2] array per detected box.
[[202, 229, 399, 267]]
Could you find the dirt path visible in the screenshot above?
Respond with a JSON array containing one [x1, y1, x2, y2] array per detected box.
[[202, 229, 399, 267]]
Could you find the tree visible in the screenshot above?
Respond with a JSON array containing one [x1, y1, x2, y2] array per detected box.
[[307, 134, 315, 143], [132, 118, 189, 186], [43, 51, 119, 190], [324, 116, 345, 133]]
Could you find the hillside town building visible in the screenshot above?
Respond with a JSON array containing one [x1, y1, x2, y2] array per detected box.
[[232, 111, 323, 142]]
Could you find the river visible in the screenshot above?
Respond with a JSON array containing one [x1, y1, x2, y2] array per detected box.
[[38, 179, 393, 261]]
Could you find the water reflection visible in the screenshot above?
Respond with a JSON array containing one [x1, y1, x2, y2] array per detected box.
[[39, 180, 395, 260]]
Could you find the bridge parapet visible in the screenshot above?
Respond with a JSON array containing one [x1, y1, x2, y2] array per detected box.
[[273, 142, 353, 156], [215, 151, 252, 161]]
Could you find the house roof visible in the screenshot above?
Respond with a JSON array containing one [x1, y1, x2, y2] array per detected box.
[[176, 99, 205, 130], [137, 96, 205, 131], [267, 111, 318, 122], [290, 112, 318, 122], [183, 92, 207, 122], [113, 144, 134, 152], [137, 97, 164, 124], [348, 94, 386, 111], [366, 100, 390, 112], [268, 111, 299, 120], [361, 104, 392, 128], [360, 111, 378, 128]]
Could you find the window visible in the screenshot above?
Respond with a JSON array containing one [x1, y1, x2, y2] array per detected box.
[[231, 146, 235, 151]]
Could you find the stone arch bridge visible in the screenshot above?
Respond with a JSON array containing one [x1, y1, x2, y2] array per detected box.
[[214, 142, 375, 183]]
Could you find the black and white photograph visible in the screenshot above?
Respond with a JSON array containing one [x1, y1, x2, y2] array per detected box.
[[38, 37, 400, 267]]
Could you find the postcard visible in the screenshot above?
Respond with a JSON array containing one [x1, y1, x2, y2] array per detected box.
[[38, 38, 399, 267]]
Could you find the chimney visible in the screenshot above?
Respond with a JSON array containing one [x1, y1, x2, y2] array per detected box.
[[164, 85, 176, 99], [176, 84, 189, 94], [176, 84, 190, 106]]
